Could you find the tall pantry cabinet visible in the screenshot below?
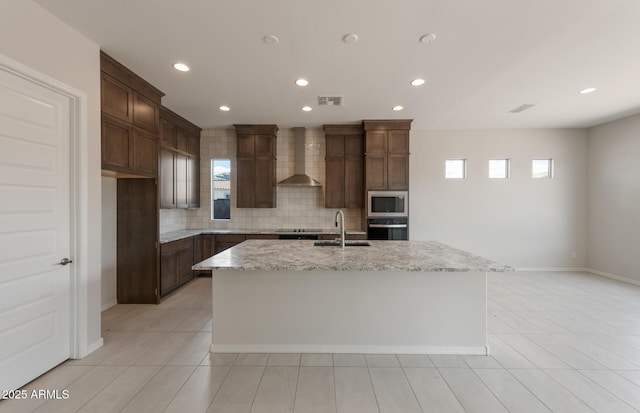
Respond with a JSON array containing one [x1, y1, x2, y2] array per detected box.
[[101, 51, 201, 304]]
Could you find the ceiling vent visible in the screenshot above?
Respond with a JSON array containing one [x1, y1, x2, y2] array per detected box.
[[508, 103, 536, 114], [318, 96, 343, 106]]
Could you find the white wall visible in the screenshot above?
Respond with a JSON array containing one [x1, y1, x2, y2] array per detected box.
[[101, 178, 117, 310], [0, 0, 102, 355], [410, 128, 588, 269], [587, 114, 640, 282]]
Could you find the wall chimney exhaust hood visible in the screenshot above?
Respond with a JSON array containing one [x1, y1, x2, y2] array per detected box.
[[278, 127, 322, 187]]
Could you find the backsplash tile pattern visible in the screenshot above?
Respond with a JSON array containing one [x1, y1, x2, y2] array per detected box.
[[161, 127, 363, 232]]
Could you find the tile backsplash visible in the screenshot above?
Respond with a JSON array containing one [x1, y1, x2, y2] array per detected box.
[[160, 127, 363, 233]]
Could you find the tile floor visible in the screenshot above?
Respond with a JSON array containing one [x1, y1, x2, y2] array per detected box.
[[2, 271, 640, 412]]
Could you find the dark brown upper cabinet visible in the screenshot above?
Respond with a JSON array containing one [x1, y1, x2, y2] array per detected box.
[[363, 120, 412, 191], [159, 106, 202, 209], [100, 52, 163, 178], [101, 72, 133, 123], [324, 124, 364, 209], [234, 125, 278, 208]]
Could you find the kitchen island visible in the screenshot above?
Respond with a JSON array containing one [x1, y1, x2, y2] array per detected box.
[[193, 240, 512, 355]]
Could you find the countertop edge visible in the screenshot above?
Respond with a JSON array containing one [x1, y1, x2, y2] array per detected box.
[[191, 239, 515, 273], [160, 229, 367, 244]]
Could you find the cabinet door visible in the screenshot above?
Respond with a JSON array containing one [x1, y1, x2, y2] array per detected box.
[[177, 243, 194, 285], [344, 135, 363, 157], [175, 154, 188, 208], [344, 135, 363, 207], [214, 234, 246, 254], [160, 118, 176, 149], [132, 128, 158, 177], [159, 148, 176, 208], [187, 156, 200, 208], [133, 92, 158, 133], [160, 249, 179, 296], [176, 127, 188, 153], [101, 73, 133, 123], [325, 135, 345, 157], [236, 157, 254, 208], [365, 156, 387, 189], [344, 157, 363, 208], [325, 157, 345, 208], [254, 157, 275, 208], [365, 131, 386, 154], [237, 135, 254, 157], [196, 234, 216, 261], [187, 134, 200, 157], [102, 115, 133, 173], [117, 178, 159, 304], [387, 155, 409, 190], [387, 130, 409, 154], [254, 135, 274, 156]]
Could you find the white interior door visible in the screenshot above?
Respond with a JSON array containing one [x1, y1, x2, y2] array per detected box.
[[0, 65, 72, 391]]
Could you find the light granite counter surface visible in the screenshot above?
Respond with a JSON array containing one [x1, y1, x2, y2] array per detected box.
[[160, 229, 366, 244], [192, 239, 513, 272]]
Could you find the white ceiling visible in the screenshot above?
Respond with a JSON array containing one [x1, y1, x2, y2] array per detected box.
[[35, 0, 640, 130]]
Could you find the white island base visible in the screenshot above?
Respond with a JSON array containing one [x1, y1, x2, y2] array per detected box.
[[211, 269, 488, 355]]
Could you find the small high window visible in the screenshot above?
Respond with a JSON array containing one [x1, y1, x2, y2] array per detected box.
[[445, 159, 466, 179], [489, 159, 510, 179], [211, 159, 231, 220], [532, 159, 553, 179]]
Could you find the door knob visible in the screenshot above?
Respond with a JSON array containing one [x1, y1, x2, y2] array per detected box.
[[59, 258, 73, 266]]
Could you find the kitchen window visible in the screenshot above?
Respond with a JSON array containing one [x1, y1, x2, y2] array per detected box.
[[489, 159, 510, 179], [532, 159, 553, 179], [445, 159, 466, 179], [211, 159, 231, 220]]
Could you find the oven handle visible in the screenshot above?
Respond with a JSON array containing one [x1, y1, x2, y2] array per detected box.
[[368, 224, 408, 228]]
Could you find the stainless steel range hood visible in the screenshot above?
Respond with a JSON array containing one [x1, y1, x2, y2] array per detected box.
[[277, 127, 322, 187]]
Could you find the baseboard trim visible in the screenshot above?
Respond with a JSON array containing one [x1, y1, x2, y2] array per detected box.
[[101, 300, 117, 312], [513, 267, 640, 287], [514, 267, 589, 272], [210, 344, 489, 355], [586, 268, 640, 286], [76, 338, 104, 359]]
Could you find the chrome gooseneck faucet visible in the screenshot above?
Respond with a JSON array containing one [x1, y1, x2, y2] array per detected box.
[[335, 209, 346, 249]]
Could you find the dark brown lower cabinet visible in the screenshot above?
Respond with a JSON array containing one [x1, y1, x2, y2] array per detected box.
[[194, 234, 216, 274], [245, 234, 279, 240], [160, 237, 194, 296], [214, 234, 246, 254], [318, 233, 367, 241]]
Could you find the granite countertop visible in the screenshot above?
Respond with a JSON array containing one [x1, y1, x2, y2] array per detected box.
[[160, 229, 366, 244], [192, 239, 513, 272]]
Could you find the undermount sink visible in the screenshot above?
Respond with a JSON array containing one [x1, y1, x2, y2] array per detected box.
[[313, 240, 371, 247]]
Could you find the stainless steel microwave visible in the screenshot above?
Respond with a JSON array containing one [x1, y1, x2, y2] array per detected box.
[[367, 191, 408, 217]]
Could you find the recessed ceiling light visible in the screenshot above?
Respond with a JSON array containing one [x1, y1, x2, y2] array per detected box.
[[173, 63, 190, 72], [219, 105, 230, 112], [580, 87, 597, 94], [342, 33, 359, 44], [302, 106, 312, 112], [411, 78, 425, 86], [392, 105, 404, 111], [419, 33, 437, 44], [263, 35, 279, 45], [295, 79, 309, 87]]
